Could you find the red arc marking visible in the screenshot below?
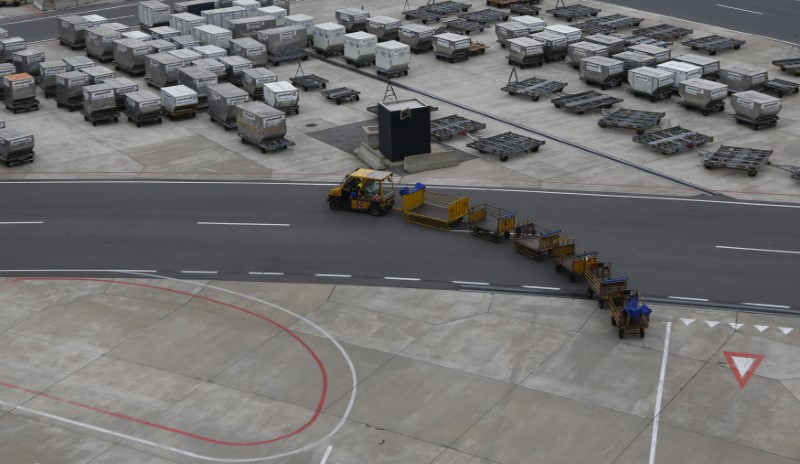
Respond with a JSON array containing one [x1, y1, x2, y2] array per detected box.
[[723, 351, 764, 389]]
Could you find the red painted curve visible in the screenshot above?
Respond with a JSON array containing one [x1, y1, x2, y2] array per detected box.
[[0, 277, 328, 447]]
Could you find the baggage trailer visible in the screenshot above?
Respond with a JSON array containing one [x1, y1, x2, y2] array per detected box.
[[510, 3, 541, 16], [501, 76, 567, 101], [421, 1, 472, 15], [465, 203, 517, 242], [586, 13, 642, 30], [441, 18, 485, 35], [632, 126, 713, 154], [430, 114, 486, 140], [401, 184, 469, 231], [551, 90, 622, 114], [772, 58, 800, 76], [761, 78, 799, 98], [682, 35, 745, 55], [466, 131, 545, 162], [597, 108, 665, 135], [512, 221, 562, 261], [572, 21, 613, 36], [239, 134, 295, 152], [585, 262, 629, 308], [321, 87, 360, 105], [545, 2, 601, 22], [458, 8, 510, 25], [267, 50, 308, 66], [609, 290, 651, 339], [289, 74, 328, 91], [403, 9, 444, 25], [549, 238, 598, 282], [697, 145, 772, 177], [773, 164, 800, 180], [610, 33, 670, 48], [633, 24, 693, 41]]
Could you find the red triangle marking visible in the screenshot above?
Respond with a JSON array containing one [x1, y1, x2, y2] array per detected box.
[[723, 351, 765, 389]]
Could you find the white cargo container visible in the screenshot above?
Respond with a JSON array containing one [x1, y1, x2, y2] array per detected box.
[[241, 67, 276, 98], [506, 37, 544, 66], [168, 47, 202, 65], [344, 31, 377, 62], [139, 1, 171, 28], [172, 35, 201, 49], [201, 6, 247, 28], [313, 22, 345, 54], [263, 81, 298, 110], [227, 17, 276, 39], [398, 24, 435, 51], [628, 66, 675, 98], [149, 26, 181, 40], [161, 84, 199, 113], [674, 54, 720, 79], [626, 43, 670, 64], [584, 34, 626, 55], [432, 32, 471, 58], [122, 31, 153, 41], [657, 60, 702, 90], [544, 24, 582, 44], [495, 22, 528, 47], [376, 40, 410, 75], [679, 78, 728, 109], [0, 37, 26, 63], [82, 14, 108, 27], [286, 14, 315, 37], [170, 13, 205, 36], [256, 6, 287, 26], [194, 44, 228, 59], [511, 15, 545, 33], [192, 24, 232, 48], [335, 8, 369, 32], [149, 39, 177, 53]]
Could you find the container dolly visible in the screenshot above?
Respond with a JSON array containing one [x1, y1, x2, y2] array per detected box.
[[585, 262, 629, 308], [609, 290, 651, 339], [376, 66, 409, 78], [545, 1, 601, 22], [761, 78, 799, 97], [772, 58, 800, 76], [609, 33, 670, 48], [632, 126, 713, 154], [289, 65, 329, 91], [400, 183, 469, 231], [633, 24, 693, 41], [162, 106, 196, 121], [85, 49, 114, 63], [510, 3, 540, 16], [465, 131, 545, 162], [403, 9, 444, 24], [773, 164, 800, 180], [321, 87, 360, 105], [408, 41, 434, 53], [585, 14, 643, 31], [457, 8, 510, 25], [421, 0, 472, 15], [5, 97, 39, 114], [583, 73, 625, 90], [83, 108, 119, 126], [597, 108, 665, 135], [501, 72, 567, 100], [551, 90, 623, 114], [112, 61, 145, 77], [59, 38, 85, 51], [572, 21, 613, 35], [0, 149, 34, 168], [676, 98, 725, 116], [441, 18, 485, 35], [430, 114, 486, 141], [239, 135, 295, 153], [696, 145, 773, 177], [434, 48, 471, 63], [512, 220, 562, 261], [681, 35, 745, 55], [345, 54, 376, 67], [56, 96, 84, 112], [267, 50, 308, 66], [464, 203, 517, 242], [549, 238, 598, 283], [732, 113, 779, 131], [628, 85, 673, 102], [127, 111, 162, 127]]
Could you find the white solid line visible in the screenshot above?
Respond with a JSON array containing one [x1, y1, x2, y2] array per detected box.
[[315, 274, 351, 278], [523, 285, 561, 291], [743, 302, 791, 309], [0, 269, 157, 273], [668, 296, 709, 302], [180, 270, 218, 274], [248, 271, 284, 276], [716, 4, 763, 14], [649, 321, 672, 464], [384, 276, 421, 281], [0, 221, 43, 224], [197, 222, 290, 227], [320, 446, 333, 464], [453, 281, 490, 285], [716, 245, 800, 255]]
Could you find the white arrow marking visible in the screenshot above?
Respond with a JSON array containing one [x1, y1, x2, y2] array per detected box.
[[779, 327, 794, 335], [754, 325, 768, 332], [681, 318, 695, 326], [706, 320, 719, 328], [729, 322, 744, 330]]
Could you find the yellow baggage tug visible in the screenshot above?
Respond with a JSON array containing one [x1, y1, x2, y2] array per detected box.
[[327, 168, 396, 216]]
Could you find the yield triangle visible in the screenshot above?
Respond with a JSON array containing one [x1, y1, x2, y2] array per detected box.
[[728, 322, 744, 330], [706, 320, 719, 328], [723, 351, 765, 389], [754, 325, 768, 332], [778, 327, 794, 335], [681, 318, 695, 326]]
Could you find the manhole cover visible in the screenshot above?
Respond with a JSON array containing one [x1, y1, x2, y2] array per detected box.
[[305, 123, 317, 127]]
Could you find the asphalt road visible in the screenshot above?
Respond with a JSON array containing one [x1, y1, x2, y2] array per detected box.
[[0, 181, 797, 309]]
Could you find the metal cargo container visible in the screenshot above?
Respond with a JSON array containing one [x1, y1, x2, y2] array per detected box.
[[626, 43, 670, 64], [584, 34, 626, 55], [530, 31, 567, 60], [3, 73, 36, 103], [55, 71, 89, 107], [719, 64, 768, 92], [168, 47, 202, 65], [0, 28, 5, 40], [174, 0, 217, 15], [192, 24, 232, 48], [258, 25, 306, 54], [432, 32, 471, 57], [139, 0, 171, 28], [544, 24, 582, 44], [285, 14, 315, 38], [12, 49, 45, 78], [366, 16, 401, 41], [82, 15, 108, 28], [83, 83, 116, 115], [272, 0, 290, 13], [0, 128, 34, 166], [335, 8, 369, 32], [122, 31, 153, 41], [0, 64, 14, 100], [170, 13, 205, 36], [81, 65, 116, 84], [227, 17, 276, 39], [679, 78, 728, 107], [0, 37, 25, 62], [257, 6, 287, 26], [567, 41, 608, 66], [125, 90, 162, 120], [161, 84, 199, 113], [628, 66, 675, 94], [495, 22, 528, 47], [172, 35, 201, 49], [232, 0, 260, 15], [230, 37, 267, 66], [178, 65, 218, 105], [86, 26, 120, 61], [376, 40, 410, 73], [611, 50, 656, 71], [235, 101, 287, 143], [113, 39, 152, 73], [149, 26, 181, 40], [38, 60, 66, 97], [398, 24, 434, 48], [506, 37, 544, 63], [63, 55, 95, 71], [192, 58, 226, 79], [146, 53, 184, 87], [241, 67, 276, 98], [657, 60, 702, 89], [730, 90, 781, 120], [201, 6, 247, 28], [150, 39, 178, 53], [313, 22, 346, 53], [194, 44, 228, 59], [208, 82, 250, 126], [217, 55, 252, 84], [263, 81, 297, 109], [580, 56, 625, 87], [511, 15, 545, 34], [58, 15, 91, 48], [345, 31, 378, 61], [105, 22, 132, 33], [104, 76, 138, 108], [674, 54, 719, 79]]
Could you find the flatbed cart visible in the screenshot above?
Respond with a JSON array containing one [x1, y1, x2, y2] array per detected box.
[[681, 35, 745, 55], [85, 50, 114, 63], [773, 164, 800, 180], [321, 87, 360, 104], [56, 96, 83, 112], [400, 183, 469, 231], [403, 9, 444, 24], [697, 145, 773, 176], [289, 74, 328, 91], [572, 21, 613, 35], [502, 76, 567, 100], [761, 78, 799, 97], [551, 90, 623, 114], [510, 3, 540, 15], [585, 262, 629, 308], [609, 290, 651, 339], [421, 1, 472, 15], [267, 50, 308, 66], [512, 221, 562, 261], [465, 203, 517, 242], [506, 50, 546, 68], [313, 46, 344, 57], [441, 18, 485, 35], [113, 61, 145, 77], [466, 131, 545, 162], [345, 55, 375, 67], [163, 106, 196, 121], [732, 113, 779, 131], [457, 8, 510, 24], [545, 2, 601, 22], [209, 113, 237, 130], [127, 112, 162, 127], [633, 24, 693, 41], [587, 14, 643, 30], [59, 38, 85, 50], [377, 66, 409, 77], [632, 126, 713, 154], [677, 98, 725, 116], [409, 41, 434, 53], [83, 108, 119, 126], [5, 97, 39, 114], [628, 86, 672, 102], [239, 135, 295, 153], [430, 114, 486, 140], [610, 33, 670, 48], [1, 149, 34, 168], [597, 108, 665, 135], [772, 58, 800, 76], [549, 238, 598, 283]]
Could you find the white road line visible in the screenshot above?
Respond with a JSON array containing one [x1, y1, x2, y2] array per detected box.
[[197, 222, 290, 227], [0, 221, 43, 225], [453, 281, 489, 285], [315, 274, 351, 278], [716, 4, 763, 14], [0, 269, 157, 273], [384, 276, 421, 281], [742, 302, 791, 309], [668, 296, 709, 302], [248, 271, 284, 276], [180, 270, 218, 274], [649, 322, 672, 464], [523, 285, 561, 291], [320, 446, 333, 464], [716, 245, 800, 255]]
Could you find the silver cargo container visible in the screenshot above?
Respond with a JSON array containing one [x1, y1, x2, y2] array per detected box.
[[628, 66, 675, 94], [38, 60, 67, 96], [194, 44, 228, 59], [626, 43, 670, 64], [83, 83, 116, 115], [272, 0, 290, 13], [104, 76, 138, 108], [122, 31, 153, 41], [262, 81, 297, 109], [335, 8, 369, 32], [12, 49, 45, 77], [170, 13, 205, 36], [730, 90, 781, 120], [285, 14, 315, 38], [161, 84, 199, 112], [86, 26, 120, 60], [125, 90, 162, 119], [258, 25, 306, 54], [168, 47, 202, 65], [82, 14, 108, 28], [580, 56, 625, 86], [398, 23, 434, 48], [679, 78, 728, 107], [55, 71, 89, 104], [139, 0, 171, 28], [113, 39, 152, 73], [241, 67, 276, 98], [63, 55, 95, 71], [146, 52, 185, 87], [719, 64, 768, 92], [192, 24, 232, 48], [150, 39, 178, 53], [201, 6, 247, 28], [657, 60, 702, 90], [3, 73, 36, 103], [0, 37, 25, 62], [510, 15, 545, 34], [584, 34, 625, 54], [529, 31, 567, 55], [81, 65, 116, 84], [105, 22, 132, 33], [313, 22, 346, 53], [0, 28, 5, 40], [0, 63, 14, 99], [174, 0, 218, 15], [675, 54, 720, 78], [230, 37, 267, 66], [171, 35, 201, 49], [611, 50, 656, 71], [178, 65, 218, 104], [567, 41, 608, 66], [345, 31, 378, 60], [192, 58, 226, 79], [235, 100, 287, 143], [208, 82, 250, 125], [432, 32, 470, 57], [217, 55, 252, 83], [366, 16, 401, 41], [256, 6, 287, 26], [0, 127, 34, 165], [506, 37, 544, 62], [375, 40, 410, 73], [495, 22, 528, 47], [58, 15, 92, 48], [232, 0, 260, 15], [544, 24, 582, 44], [149, 26, 181, 40], [227, 17, 276, 39]]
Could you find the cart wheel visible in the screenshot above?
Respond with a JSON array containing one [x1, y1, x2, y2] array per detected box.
[[128, 116, 132, 122], [531, 96, 539, 102], [704, 164, 711, 169], [92, 121, 97, 126], [794, 88, 799, 94], [776, 91, 784, 97], [640, 328, 645, 338], [599, 300, 605, 309], [509, 91, 517, 96], [157, 117, 162, 124], [260, 147, 267, 153], [136, 122, 141, 127], [569, 273, 576, 283], [531, 146, 539, 152], [701, 109, 709, 116], [636, 129, 644, 135], [336, 100, 341, 105], [650, 96, 656, 103], [691, 46, 698, 50], [322, 83, 327, 89], [555, 264, 562, 273], [113, 117, 118, 123], [355, 95, 360, 101], [734, 45, 740, 50], [619, 328, 624, 339], [499, 155, 509, 162], [491, 236, 499, 243], [368, 203, 382, 217], [710, 50, 717, 56], [504, 231, 511, 239], [587, 288, 594, 298], [748, 170, 757, 177], [403, 70, 409, 76]]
